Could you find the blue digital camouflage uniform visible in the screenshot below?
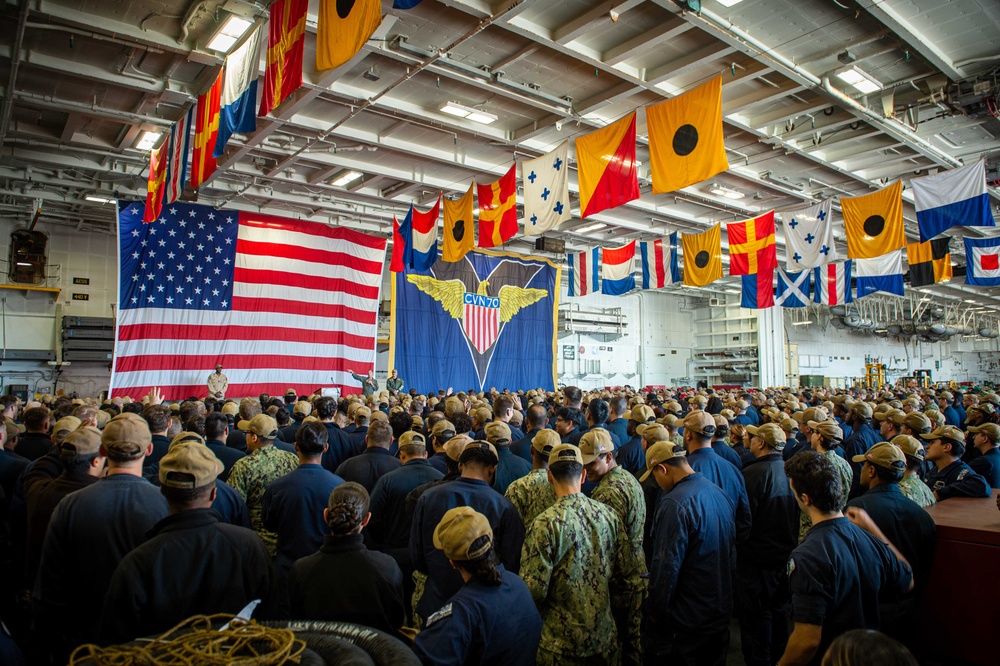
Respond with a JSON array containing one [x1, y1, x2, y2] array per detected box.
[[504, 469, 557, 527], [226, 445, 299, 556], [521, 493, 645, 666]]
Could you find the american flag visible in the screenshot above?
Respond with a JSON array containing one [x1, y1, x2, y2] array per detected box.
[[111, 201, 386, 400]]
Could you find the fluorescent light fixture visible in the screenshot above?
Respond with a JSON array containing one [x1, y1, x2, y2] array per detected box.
[[709, 183, 745, 200], [791, 320, 814, 326], [440, 101, 498, 125], [836, 66, 882, 94], [135, 131, 162, 151], [16, 262, 32, 267], [330, 171, 363, 187], [576, 223, 607, 233], [715, 0, 744, 6], [207, 14, 253, 52], [85, 195, 116, 204]]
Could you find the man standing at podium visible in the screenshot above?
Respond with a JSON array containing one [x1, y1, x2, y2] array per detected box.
[[208, 364, 228, 399]]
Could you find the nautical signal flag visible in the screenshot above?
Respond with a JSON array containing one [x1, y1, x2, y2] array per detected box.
[[190, 71, 223, 189], [165, 107, 192, 205], [782, 198, 836, 270], [741, 270, 774, 309], [639, 234, 680, 289], [776, 269, 811, 308], [401, 196, 441, 271], [841, 181, 905, 259], [214, 24, 263, 158], [478, 165, 518, 248], [259, 0, 307, 116], [316, 0, 382, 72], [647, 75, 729, 194], [389, 216, 405, 273], [576, 112, 640, 218], [912, 160, 994, 241], [907, 238, 953, 287], [142, 138, 169, 223], [682, 224, 723, 288], [728, 211, 777, 276], [568, 247, 600, 297], [963, 235, 1000, 287], [523, 141, 571, 236], [442, 183, 475, 262], [814, 261, 853, 305], [602, 240, 637, 296], [855, 250, 904, 298]]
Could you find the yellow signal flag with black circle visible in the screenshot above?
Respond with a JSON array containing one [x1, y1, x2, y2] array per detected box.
[[682, 223, 723, 287], [647, 75, 730, 194], [316, 0, 382, 72], [443, 182, 476, 263], [841, 180, 905, 259]]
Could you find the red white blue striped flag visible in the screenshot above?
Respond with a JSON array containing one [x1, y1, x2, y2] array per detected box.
[[111, 201, 386, 400]]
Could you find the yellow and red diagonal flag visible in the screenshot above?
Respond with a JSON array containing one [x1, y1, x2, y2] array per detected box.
[[646, 75, 730, 194], [316, 0, 382, 72], [443, 182, 475, 262], [576, 112, 640, 218], [259, 0, 307, 116], [728, 211, 777, 276], [190, 71, 222, 189], [142, 138, 169, 223], [478, 165, 518, 248]]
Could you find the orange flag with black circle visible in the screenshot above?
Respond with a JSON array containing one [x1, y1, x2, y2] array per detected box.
[[316, 0, 382, 72], [842, 180, 905, 259], [142, 139, 169, 223], [190, 71, 222, 189], [259, 0, 307, 116], [576, 112, 640, 218], [443, 183, 475, 262], [647, 75, 729, 194], [682, 223, 723, 287], [478, 166, 518, 248]]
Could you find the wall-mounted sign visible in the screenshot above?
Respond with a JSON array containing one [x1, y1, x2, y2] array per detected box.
[[72, 293, 89, 301], [562, 345, 576, 361], [72, 277, 90, 285]]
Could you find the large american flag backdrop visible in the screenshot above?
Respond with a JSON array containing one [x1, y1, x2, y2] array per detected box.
[[111, 201, 386, 400]]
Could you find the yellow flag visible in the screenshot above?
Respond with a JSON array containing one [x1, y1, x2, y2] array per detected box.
[[576, 112, 640, 218], [316, 0, 381, 71], [842, 181, 905, 259], [906, 238, 953, 286], [443, 183, 475, 263], [682, 224, 723, 287], [647, 76, 730, 194]]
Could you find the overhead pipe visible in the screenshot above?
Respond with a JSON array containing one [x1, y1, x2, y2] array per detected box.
[[0, 0, 30, 148], [23, 21, 167, 54]]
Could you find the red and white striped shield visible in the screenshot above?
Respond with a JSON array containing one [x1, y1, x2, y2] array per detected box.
[[463, 292, 500, 353]]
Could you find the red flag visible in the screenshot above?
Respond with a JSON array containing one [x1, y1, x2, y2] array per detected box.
[[390, 216, 405, 273], [190, 71, 223, 189], [576, 112, 640, 218], [477, 165, 518, 248], [142, 139, 169, 223], [259, 0, 307, 116], [728, 211, 777, 276]]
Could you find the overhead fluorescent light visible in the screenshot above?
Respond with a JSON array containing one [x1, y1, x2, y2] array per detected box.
[[836, 66, 882, 94], [16, 262, 32, 267], [715, 0, 744, 6], [207, 14, 253, 53], [440, 101, 498, 125], [85, 195, 116, 204], [709, 183, 745, 200], [330, 171, 363, 187], [576, 223, 607, 233], [791, 320, 814, 326], [135, 131, 162, 151]]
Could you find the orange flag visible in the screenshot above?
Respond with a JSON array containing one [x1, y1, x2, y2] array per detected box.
[[443, 183, 475, 262], [477, 165, 518, 248], [142, 139, 169, 223], [316, 0, 381, 71], [259, 0, 307, 116], [576, 112, 640, 218], [190, 72, 222, 189]]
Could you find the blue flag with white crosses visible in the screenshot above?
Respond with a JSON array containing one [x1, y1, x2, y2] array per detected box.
[[522, 141, 571, 236]]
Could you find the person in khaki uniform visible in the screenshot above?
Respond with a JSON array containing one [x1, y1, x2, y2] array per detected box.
[[207, 364, 228, 399], [520, 444, 644, 666]]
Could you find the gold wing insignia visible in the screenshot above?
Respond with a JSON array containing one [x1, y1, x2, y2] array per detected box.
[[406, 275, 466, 319], [498, 285, 547, 323]]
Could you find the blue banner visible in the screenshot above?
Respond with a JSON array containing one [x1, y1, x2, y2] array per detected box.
[[391, 250, 560, 393]]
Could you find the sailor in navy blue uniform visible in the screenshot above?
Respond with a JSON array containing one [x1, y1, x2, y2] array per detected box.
[[921, 426, 991, 499], [967, 423, 1000, 489], [413, 507, 541, 666]]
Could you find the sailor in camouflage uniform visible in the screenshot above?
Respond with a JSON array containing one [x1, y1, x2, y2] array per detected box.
[[226, 414, 299, 556], [580, 429, 647, 666], [504, 429, 559, 527], [520, 444, 645, 666]]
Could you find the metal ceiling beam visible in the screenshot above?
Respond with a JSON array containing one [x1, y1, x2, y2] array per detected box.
[[491, 44, 540, 72], [722, 79, 807, 116], [0, 0, 29, 148], [854, 0, 965, 81], [550, 0, 646, 45], [645, 44, 736, 86], [602, 19, 692, 66]]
